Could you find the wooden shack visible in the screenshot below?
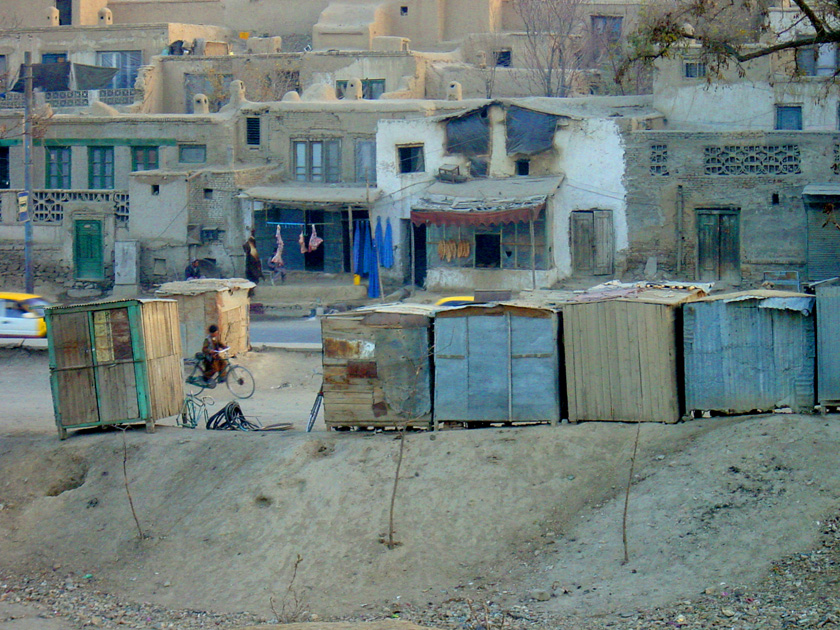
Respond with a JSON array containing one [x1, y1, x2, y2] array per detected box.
[[46, 299, 183, 439], [433, 302, 561, 428], [563, 287, 704, 423], [321, 304, 437, 430], [155, 278, 254, 358]]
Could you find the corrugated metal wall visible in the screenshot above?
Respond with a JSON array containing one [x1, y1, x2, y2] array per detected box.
[[563, 300, 681, 423], [817, 283, 840, 405], [684, 299, 815, 413], [807, 207, 840, 281], [434, 308, 560, 424]]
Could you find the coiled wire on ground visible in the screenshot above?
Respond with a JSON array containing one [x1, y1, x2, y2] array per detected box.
[[206, 401, 262, 431]]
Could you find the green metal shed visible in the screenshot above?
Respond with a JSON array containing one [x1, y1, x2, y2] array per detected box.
[[46, 299, 184, 439]]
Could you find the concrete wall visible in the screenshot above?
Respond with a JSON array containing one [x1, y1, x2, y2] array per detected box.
[[654, 49, 840, 131], [623, 129, 839, 284], [376, 102, 631, 289]]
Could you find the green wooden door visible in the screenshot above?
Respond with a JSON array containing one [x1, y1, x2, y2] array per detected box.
[[74, 219, 103, 280]]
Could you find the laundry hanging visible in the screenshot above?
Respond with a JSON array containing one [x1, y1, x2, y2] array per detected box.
[[353, 221, 362, 274], [382, 218, 394, 268], [361, 221, 371, 274], [375, 217, 385, 261], [308, 224, 324, 252], [367, 231, 380, 298]]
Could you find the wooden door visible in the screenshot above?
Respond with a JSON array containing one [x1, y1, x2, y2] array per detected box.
[[74, 219, 104, 280], [50, 310, 99, 428], [91, 308, 140, 423], [697, 209, 740, 282], [571, 210, 614, 275]]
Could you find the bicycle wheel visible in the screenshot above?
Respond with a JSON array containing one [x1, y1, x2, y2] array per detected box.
[[179, 396, 199, 428], [225, 365, 255, 399]]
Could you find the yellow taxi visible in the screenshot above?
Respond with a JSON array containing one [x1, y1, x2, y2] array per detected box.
[[0, 292, 50, 338]]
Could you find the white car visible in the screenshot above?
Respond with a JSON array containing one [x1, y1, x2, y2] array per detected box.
[[0, 293, 49, 338]]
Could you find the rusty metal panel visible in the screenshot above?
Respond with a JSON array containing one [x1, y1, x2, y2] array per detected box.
[[323, 337, 376, 360], [684, 296, 815, 413], [817, 282, 840, 404]]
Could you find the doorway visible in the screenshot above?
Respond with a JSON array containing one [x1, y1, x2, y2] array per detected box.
[[571, 210, 614, 275], [696, 208, 740, 283], [74, 219, 104, 281]]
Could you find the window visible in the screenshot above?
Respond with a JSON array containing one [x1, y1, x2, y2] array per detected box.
[[398, 145, 425, 174], [204, 188, 213, 199], [684, 61, 707, 79], [796, 44, 838, 76], [151, 184, 160, 196], [42, 53, 68, 64], [475, 233, 501, 267], [400, 5, 408, 15], [516, 159, 530, 176], [131, 146, 158, 171], [246, 117, 261, 145], [0, 55, 7, 92], [179, 144, 206, 163], [650, 144, 669, 175], [355, 140, 377, 183], [0, 147, 8, 189], [46, 147, 71, 189], [336, 79, 386, 100], [494, 50, 512, 67], [591, 16, 623, 44], [776, 105, 803, 130], [293, 139, 341, 183], [89, 146, 114, 189], [96, 50, 143, 89], [56, 0, 72, 24]]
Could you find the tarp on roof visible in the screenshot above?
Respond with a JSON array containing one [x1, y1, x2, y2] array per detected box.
[[11, 62, 118, 92], [506, 105, 559, 155], [410, 176, 561, 227], [242, 185, 379, 206], [446, 106, 490, 155]]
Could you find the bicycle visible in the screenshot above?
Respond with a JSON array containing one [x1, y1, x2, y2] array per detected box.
[[185, 349, 256, 399], [178, 392, 214, 429]]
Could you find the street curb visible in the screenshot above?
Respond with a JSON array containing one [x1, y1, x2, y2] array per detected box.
[[253, 342, 322, 353]]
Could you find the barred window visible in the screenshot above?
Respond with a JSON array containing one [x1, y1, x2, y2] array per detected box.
[[704, 145, 801, 176], [650, 144, 669, 176]]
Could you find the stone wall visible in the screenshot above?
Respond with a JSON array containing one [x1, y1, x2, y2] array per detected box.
[[623, 129, 840, 284]]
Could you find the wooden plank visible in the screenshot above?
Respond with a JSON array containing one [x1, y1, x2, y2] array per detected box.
[[51, 310, 93, 369], [323, 382, 377, 393], [593, 210, 614, 275], [54, 368, 99, 427], [96, 362, 140, 423], [347, 361, 378, 378]]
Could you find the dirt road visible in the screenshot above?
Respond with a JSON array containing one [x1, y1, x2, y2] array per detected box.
[[1, 347, 839, 630]]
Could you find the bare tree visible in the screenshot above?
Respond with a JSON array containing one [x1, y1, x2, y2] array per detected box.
[[513, 0, 589, 97]]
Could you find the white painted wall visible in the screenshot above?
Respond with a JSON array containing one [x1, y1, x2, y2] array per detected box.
[[553, 117, 627, 277]]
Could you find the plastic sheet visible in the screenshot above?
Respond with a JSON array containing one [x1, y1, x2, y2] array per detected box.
[[506, 106, 558, 155], [446, 108, 490, 155]]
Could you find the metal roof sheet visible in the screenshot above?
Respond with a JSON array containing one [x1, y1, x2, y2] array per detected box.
[[242, 185, 380, 205]]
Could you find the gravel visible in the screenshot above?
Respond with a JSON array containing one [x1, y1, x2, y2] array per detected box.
[[3, 515, 838, 630]]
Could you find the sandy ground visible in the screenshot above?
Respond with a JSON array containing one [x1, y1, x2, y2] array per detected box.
[[1, 346, 839, 629]]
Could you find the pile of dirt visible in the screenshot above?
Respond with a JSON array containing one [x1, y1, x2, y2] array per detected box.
[[1, 348, 839, 629]]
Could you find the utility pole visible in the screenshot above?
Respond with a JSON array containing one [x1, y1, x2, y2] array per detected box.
[[23, 51, 34, 293]]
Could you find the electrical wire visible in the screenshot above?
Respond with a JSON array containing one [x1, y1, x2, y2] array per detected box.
[[206, 401, 262, 431]]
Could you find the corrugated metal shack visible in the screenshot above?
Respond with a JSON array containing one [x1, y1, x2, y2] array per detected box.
[[563, 287, 704, 423], [155, 278, 254, 358], [434, 302, 561, 427], [46, 299, 184, 439], [433, 302, 561, 427], [683, 291, 815, 415], [816, 279, 840, 410], [321, 304, 437, 430]]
